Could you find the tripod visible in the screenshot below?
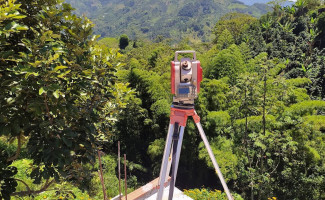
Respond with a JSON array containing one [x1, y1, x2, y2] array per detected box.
[[156, 105, 233, 200]]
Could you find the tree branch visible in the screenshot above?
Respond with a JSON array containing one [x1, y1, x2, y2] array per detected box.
[[13, 178, 31, 194], [7, 133, 22, 162], [11, 179, 55, 197], [269, 156, 281, 175], [43, 93, 53, 124]]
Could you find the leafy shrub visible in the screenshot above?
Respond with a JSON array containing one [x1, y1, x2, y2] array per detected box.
[[184, 188, 243, 200]]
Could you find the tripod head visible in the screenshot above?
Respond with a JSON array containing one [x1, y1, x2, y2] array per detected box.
[[171, 50, 202, 106]]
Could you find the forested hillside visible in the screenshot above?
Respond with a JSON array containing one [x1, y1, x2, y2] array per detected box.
[[1, 0, 325, 200], [239, 0, 294, 6], [240, 0, 272, 5], [65, 0, 269, 41]]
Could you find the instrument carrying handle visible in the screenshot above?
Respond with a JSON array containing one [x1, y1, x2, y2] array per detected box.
[[174, 50, 196, 62]]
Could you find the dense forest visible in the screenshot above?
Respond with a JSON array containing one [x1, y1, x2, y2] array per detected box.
[[65, 0, 270, 42], [1, 0, 325, 200]]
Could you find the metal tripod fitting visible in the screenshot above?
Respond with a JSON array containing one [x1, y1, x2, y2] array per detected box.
[[156, 106, 233, 200]]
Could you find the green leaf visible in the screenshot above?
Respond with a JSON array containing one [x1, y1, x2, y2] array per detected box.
[[12, 15, 26, 19], [16, 25, 28, 31], [52, 47, 64, 53], [5, 21, 18, 30], [53, 90, 60, 99], [57, 70, 71, 78], [52, 34, 61, 39], [82, 69, 92, 76], [39, 87, 45, 95], [301, 64, 306, 72], [25, 72, 39, 79], [53, 65, 68, 72], [255, 141, 266, 150], [4, 21, 28, 31]]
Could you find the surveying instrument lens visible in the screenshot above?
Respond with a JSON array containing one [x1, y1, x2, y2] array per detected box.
[[156, 51, 233, 200]]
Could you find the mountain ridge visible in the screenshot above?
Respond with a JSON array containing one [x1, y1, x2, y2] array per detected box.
[[238, 0, 295, 6]]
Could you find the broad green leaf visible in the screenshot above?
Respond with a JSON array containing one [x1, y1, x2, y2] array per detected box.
[[82, 69, 92, 75], [255, 141, 266, 150], [52, 47, 64, 53], [25, 72, 39, 79], [52, 34, 61, 38], [53, 90, 60, 99], [12, 15, 26, 19], [52, 53, 60, 60], [5, 21, 18, 30], [53, 65, 68, 72], [57, 70, 71, 78], [39, 87, 45, 95], [16, 25, 28, 31]]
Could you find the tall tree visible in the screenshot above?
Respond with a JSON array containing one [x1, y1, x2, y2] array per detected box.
[[119, 34, 129, 50], [0, 0, 129, 197], [214, 13, 257, 44]]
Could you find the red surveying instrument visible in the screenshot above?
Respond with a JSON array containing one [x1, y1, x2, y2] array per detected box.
[[156, 51, 233, 200]]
